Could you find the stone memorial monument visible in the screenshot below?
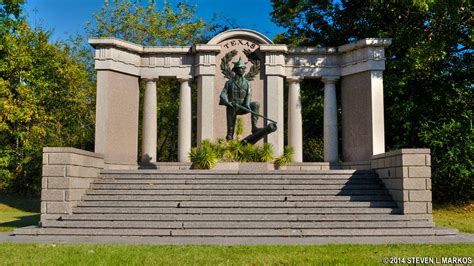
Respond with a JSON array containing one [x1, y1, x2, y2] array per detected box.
[[85, 29, 391, 165], [18, 29, 448, 240]]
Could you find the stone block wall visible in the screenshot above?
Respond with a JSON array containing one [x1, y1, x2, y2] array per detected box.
[[41, 147, 104, 223], [371, 149, 432, 218]]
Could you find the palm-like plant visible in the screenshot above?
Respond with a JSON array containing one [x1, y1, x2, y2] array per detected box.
[[274, 146, 294, 168], [188, 140, 218, 169]]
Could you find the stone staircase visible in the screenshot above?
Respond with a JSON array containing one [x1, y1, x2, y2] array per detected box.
[[16, 169, 448, 237]]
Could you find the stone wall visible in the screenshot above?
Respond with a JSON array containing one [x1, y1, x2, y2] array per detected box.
[[371, 149, 432, 218], [41, 147, 104, 223]]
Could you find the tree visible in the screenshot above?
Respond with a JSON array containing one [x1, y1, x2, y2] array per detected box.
[[86, 0, 216, 46], [0, 0, 95, 193], [84, 0, 220, 161], [271, 0, 473, 203]]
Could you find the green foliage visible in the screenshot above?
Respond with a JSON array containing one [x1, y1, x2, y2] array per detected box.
[[0, 0, 26, 34], [300, 79, 324, 161], [0, 2, 95, 194], [274, 146, 294, 168], [271, 0, 473, 203], [224, 140, 244, 162], [303, 137, 324, 162], [86, 0, 217, 46], [419, 119, 473, 203], [210, 138, 227, 160], [189, 140, 218, 170], [189, 140, 275, 168], [225, 141, 275, 163], [259, 143, 274, 162], [240, 144, 259, 162], [235, 117, 244, 140]]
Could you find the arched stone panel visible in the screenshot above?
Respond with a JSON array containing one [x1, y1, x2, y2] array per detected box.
[[207, 29, 273, 45], [210, 29, 272, 141]]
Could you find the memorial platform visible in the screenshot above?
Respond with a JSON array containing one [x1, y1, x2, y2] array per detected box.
[[15, 168, 455, 238]]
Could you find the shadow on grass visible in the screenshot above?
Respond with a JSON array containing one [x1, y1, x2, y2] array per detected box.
[[0, 214, 40, 230], [0, 194, 40, 213], [0, 194, 40, 231]]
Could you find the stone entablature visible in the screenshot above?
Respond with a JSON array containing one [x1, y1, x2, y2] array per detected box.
[[89, 36, 391, 80]]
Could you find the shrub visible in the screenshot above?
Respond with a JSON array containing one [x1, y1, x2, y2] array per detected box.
[[274, 146, 294, 168], [189, 140, 277, 168], [419, 119, 473, 204], [235, 117, 244, 140], [258, 143, 274, 162], [241, 144, 259, 162], [188, 140, 218, 169], [303, 137, 324, 162]]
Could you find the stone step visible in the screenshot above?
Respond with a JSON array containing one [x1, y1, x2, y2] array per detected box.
[[98, 175, 379, 182], [93, 179, 380, 185], [58, 213, 421, 222], [81, 194, 393, 202], [90, 184, 384, 190], [83, 189, 389, 196], [41, 220, 434, 229], [72, 207, 400, 214], [76, 201, 397, 208], [100, 172, 377, 177], [14, 227, 438, 237], [100, 169, 375, 176]]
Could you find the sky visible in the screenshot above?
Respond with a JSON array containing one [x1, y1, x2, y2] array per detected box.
[[24, 0, 286, 42]]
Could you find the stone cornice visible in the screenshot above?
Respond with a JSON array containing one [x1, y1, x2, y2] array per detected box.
[[285, 38, 391, 55], [288, 47, 337, 55], [89, 37, 143, 53], [260, 44, 288, 53], [192, 44, 221, 53], [337, 38, 392, 53], [89, 37, 192, 55]]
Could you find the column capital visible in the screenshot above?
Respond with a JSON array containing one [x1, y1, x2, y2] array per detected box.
[[321, 76, 340, 84], [177, 77, 192, 83], [286, 76, 304, 83], [141, 77, 158, 82]]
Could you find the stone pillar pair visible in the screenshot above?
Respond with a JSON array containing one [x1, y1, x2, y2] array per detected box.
[[287, 76, 339, 163], [141, 78, 191, 163]]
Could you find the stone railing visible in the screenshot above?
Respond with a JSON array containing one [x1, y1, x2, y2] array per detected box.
[[41, 147, 104, 223], [371, 149, 432, 217]]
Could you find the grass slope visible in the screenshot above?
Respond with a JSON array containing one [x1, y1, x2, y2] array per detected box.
[[433, 203, 474, 233], [0, 195, 40, 232]]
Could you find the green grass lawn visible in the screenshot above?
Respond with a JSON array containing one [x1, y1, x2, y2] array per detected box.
[[433, 203, 474, 233], [0, 195, 40, 232], [0, 243, 472, 265], [0, 194, 472, 265]]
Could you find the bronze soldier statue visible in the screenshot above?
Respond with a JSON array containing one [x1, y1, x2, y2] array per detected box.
[[219, 59, 261, 140]]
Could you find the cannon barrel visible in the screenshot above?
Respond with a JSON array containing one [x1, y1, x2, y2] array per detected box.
[[241, 123, 277, 145]]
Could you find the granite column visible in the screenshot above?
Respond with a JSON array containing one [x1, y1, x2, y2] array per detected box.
[[178, 78, 192, 162], [322, 77, 339, 163]]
